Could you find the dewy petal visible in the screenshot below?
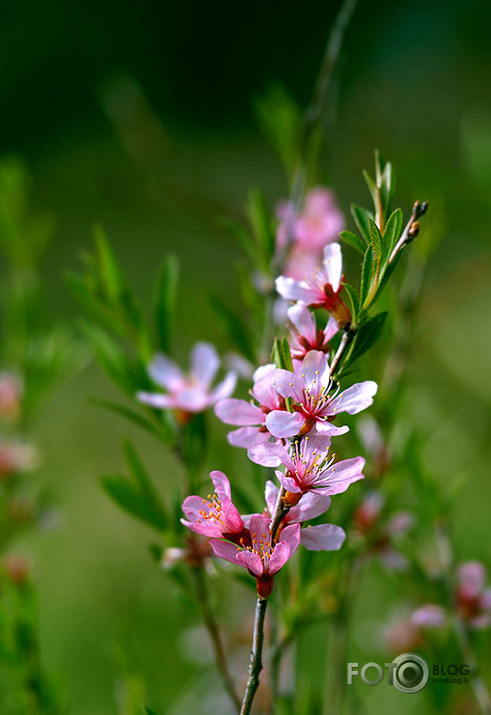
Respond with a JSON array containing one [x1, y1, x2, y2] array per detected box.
[[210, 539, 242, 566], [148, 354, 184, 391], [210, 372, 237, 403], [215, 398, 263, 426], [236, 550, 264, 577], [266, 410, 305, 439], [275, 276, 321, 303], [322, 242, 343, 292], [190, 342, 220, 387], [137, 391, 176, 409], [300, 524, 345, 551], [248, 442, 289, 468], [314, 456, 365, 495], [328, 381, 378, 416], [300, 350, 330, 391], [288, 492, 332, 523], [273, 369, 304, 402], [227, 426, 269, 448], [287, 303, 317, 343]]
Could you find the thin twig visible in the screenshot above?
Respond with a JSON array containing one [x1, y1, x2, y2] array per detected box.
[[389, 200, 428, 263], [192, 566, 241, 711], [240, 597, 268, 715]]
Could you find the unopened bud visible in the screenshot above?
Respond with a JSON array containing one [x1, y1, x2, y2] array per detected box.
[[408, 221, 420, 238]]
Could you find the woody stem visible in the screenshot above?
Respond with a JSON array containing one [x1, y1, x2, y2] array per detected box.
[[240, 597, 268, 715]]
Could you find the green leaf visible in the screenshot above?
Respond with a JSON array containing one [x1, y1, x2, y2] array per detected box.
[[346, 312, 388, 367], [145, 707, 160, 715], [210, 294, 256, 362], [382, 208, 403, 259], [362, 170, 380, 220], [247, 188, 275, 266], [89, 397, 174, 443], [350, 204, 373, 244], [343, 284, 359, 321], [380, 161, 394, 218], [179, 412, 208, 476], [153, 254, 179, 353], [368, 219, 383, 262], [280, 336, 293, 372], [339, 230, 366, 254], [101, 474, 167, 531], [94, 225, 127, 302], [272, 337, 292, 371], [123, 441, 168, 528], [81, 321, 135, 394], [359, 246, 375, 308]]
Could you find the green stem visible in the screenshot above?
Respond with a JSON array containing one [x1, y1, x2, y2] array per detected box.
[[240, 597, 268, 715]]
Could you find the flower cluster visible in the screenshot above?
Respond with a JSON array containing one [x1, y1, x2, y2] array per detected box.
[[276, 187, 345, 281], [161, 238, 377, 597]]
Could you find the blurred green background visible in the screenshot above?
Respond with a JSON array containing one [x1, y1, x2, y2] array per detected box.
[[2, 0, 491, 712]]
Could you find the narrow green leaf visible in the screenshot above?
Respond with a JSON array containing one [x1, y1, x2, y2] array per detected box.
[[362, 170, 380, 218], [346, 312, 388, 367], [368, 219, 383, 262], [94, 226, 127, 302], [247, 189, 275, 266], [343, 284, 359, 321], [89, 397, 173, 442], [123, 440, 168, 529], [382, 208, 403, 258], [81, 321, 134, 394], [153, 254, 179, 353], [359, 246, 375, 307], [339, 230, 366, 254], [280, 336, 294, 372], [101, 475, 167, 531]]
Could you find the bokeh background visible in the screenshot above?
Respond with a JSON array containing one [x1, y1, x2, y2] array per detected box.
[[2, 0, 491, 712]]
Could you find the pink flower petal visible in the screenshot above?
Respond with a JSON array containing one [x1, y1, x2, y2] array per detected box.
[[267, 541, 291, 575], [300, 350, 330, 391], [322, 243, 343, 292], [190, 342, 220, 387], [236, 550, 264, 577], [272, 369, 304, 402], [210, 539, 241, 566], [329, 381, 378, 416], [215, 398, 263, 426], [278, 523, 301, 556], [276, 471, 302, 493], [275, 276, 321, 303], [314, 421, 350, 436], [410, 605, 447, 629], [227, 426, 269, 448], [314, 457, 365, 495], [289, 492, 331, 523], [323, 317, 339, 343], [265, 480, 279, 515], [137, 391, 176, 409], [210, 372, 237, 403], [247, 442, 289, 468], [210, 470, 231, 499], [148, 354, 184, 391], [287, 303, 317, 343], [300, 524, 345, 551], [266, 410, 305, 439]]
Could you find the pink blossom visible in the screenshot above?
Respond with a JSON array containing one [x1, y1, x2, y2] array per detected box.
[[276, 243, 352, 327], [410, 605, 447, 629], [276, 188, 345, 253], [215, 364, 285, 448], [137, 342, 237, 418], [0, 442, 39, 480], [455, 561, 491, 628], [287, 304, 338, 361], [0, 372, 22, 421], [262, 480, 345, 552], [210, 514, 300, 598], [248, 434, 364, 497], [264, 350, 377, 439], [181, 471, 245, 540]]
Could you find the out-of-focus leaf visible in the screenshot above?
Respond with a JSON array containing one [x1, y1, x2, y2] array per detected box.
[[80, 321, 136, 395], [254, 84, 301, 179], [101, 474, 167, 532], [210, 294, 256, 362], [219, 216, 257, 265], [247, 188, 275, 267], [89, 398, 174, 443], [339, 230, 366, 254], [123, 441, 169, 528], [153, 254, 179, 354], [179, 412, 207, 476]]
